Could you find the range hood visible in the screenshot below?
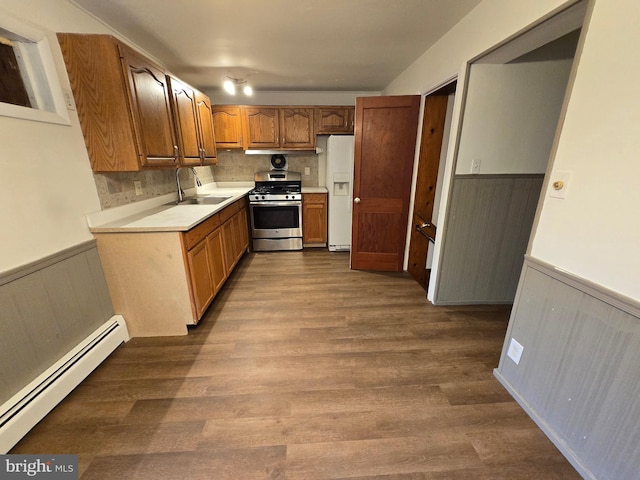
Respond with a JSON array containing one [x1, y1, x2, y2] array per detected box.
[[244, 147, 323, 155]]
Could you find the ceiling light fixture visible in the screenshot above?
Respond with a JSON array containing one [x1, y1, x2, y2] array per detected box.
[[223, 76, 253, 96]]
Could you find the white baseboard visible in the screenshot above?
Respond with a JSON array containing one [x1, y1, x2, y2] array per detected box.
[[0, 315, 129, 453]]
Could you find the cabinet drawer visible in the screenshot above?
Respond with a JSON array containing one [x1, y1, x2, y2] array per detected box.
[[303, 193, 327, 204], [219, 200, 240, 224], [183, 213, 220, 250], [236, 196, 247, 209]]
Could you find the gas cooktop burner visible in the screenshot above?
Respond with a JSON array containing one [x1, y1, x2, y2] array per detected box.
[[249, 189, 302, 202], [252, 170, 302, 200], [251, 185, 299, 194]]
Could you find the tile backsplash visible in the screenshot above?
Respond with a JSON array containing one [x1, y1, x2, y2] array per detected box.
[[94, 167, 212, 209], [212, 150, 319, 187], [93, 150, 321, 209]]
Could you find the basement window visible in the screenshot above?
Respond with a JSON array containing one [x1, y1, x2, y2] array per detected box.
[[0, 15, 70, 125], [0, 38, 32, 108]]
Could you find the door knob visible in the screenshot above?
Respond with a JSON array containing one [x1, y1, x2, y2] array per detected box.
[[354, 197, 361, 204]]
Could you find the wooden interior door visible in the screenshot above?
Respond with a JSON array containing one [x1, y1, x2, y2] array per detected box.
[[408, 90, 452, 289], [351, 95, 421, 272]]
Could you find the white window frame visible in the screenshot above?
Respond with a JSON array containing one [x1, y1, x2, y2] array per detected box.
[[0, 13, 70, 126]]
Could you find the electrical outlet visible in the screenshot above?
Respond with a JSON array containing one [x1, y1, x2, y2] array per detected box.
[[471, 159, 481, 174], [134, 180, 143, 196], [304, 167, 310, 176], [507, 338, 524, 365]]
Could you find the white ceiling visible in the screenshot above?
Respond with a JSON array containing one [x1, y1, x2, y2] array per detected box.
[[70, 0, 482, 93]]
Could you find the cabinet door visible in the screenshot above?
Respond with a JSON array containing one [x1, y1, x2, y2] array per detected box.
[[316, 106, 354, 134], [186, 239, 215, 320], [237, 207, 249, 252], [242, 107, 280, 149], [232, 211, 246, 263], [281, 107, 315, 149], [222, 218, 237, 272], [207, 228, 227, 292], [119, 44, 178, 166], [57, 34, 141, 172], [212, 106, 243, 149], [302, 193, 327, 245], [195, 91, 218, 164], [168, 77, 201, 165]]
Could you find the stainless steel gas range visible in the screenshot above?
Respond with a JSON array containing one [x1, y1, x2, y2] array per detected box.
[[249, 170, 303, 251]]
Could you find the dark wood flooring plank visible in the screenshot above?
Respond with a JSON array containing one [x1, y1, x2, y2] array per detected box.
[[9, 250, 580, 479]]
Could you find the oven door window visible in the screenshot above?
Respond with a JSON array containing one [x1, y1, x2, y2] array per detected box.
[[252, 205, 300, 229]]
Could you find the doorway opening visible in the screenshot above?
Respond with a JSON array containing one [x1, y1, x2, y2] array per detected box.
[[424, 1, 587, 304], [408, 81, 456, 289]]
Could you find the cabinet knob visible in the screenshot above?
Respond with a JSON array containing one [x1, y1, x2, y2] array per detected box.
[[354, 197, 361, 204]]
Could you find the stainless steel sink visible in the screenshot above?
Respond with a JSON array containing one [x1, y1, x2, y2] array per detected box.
[[172, 196, 231, 205]]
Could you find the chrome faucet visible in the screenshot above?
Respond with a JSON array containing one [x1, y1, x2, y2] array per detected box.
[[191, 167, 202, 187], [175, 168, 185, 202], [175, 167, 203, 202]]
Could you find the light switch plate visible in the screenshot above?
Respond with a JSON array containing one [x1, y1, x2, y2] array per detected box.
[[134, 180, 143, 196]]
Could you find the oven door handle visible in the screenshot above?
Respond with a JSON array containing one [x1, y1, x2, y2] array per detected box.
[[250, 201, 302, 207]]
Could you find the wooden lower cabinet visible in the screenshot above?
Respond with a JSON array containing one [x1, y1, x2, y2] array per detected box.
[[184, 218, 227, 320], [302, 193, 328, 247], [184, 197, 248, 321], [95, 197, 249, 337], [208, 228, 227, 292], [186, 239, 215, 319]]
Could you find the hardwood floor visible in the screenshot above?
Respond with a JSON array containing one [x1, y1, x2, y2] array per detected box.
[[11, 250, 580, 479]]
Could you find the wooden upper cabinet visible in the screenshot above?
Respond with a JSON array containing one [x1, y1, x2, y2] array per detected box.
[[242, 106, 315, 150], [242, 107, 280, 149], [195, 92, 218, 164], [57, 33, 178, 171], [169, 76, 217, 166], [212, 105, 244, 149], [281, 107, 315, 149], [315, 106, 355, 134], [168, 76, 200, 164], [118, 44, 178, 167]]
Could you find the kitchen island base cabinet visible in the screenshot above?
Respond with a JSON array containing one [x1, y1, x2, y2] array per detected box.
[[94, 198, 249, 337]]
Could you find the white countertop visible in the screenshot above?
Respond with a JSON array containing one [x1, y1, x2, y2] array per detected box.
[[302, 187, 328, 193], [88, 183, 253, 233]]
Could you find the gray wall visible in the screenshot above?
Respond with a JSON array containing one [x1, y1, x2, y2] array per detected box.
[[435, 175, 543, 304], [0, 242, 114, 405], [495, 257, 640, 480]]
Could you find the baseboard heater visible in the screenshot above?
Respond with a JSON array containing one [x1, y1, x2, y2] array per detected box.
[[0, 315, 129, 453]]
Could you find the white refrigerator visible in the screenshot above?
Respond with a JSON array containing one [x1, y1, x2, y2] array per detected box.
[[325, 135, 355, 251]]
